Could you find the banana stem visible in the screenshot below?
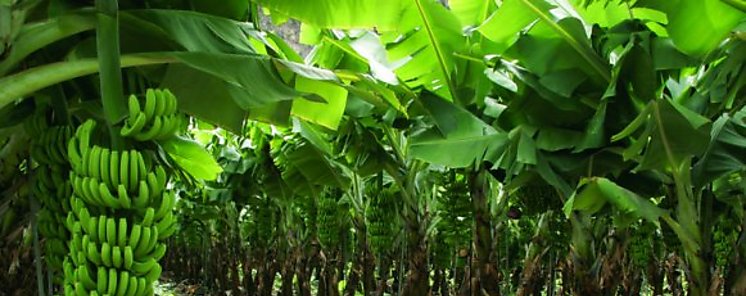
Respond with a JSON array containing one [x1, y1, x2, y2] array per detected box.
[[29, 185, 46, 296], [96, 0, 126, 149]]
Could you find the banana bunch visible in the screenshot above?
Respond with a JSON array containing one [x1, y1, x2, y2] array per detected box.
[[63, 88, 182, 296], [25, 112, 74, 278], [515, 184, 562, 216], [120, 89, 182, 141], [366, 187, 397, 256], [713, 214, 738, 270], [251, 199, 274, 246], [628, 223, 654, 269], [317, 188, 342, 250], [436, 179, 471, 252]]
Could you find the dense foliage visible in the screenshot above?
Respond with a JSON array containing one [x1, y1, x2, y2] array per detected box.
[[1, 0, 745, 295]]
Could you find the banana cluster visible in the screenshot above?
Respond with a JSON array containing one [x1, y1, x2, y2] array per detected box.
[[713, 214, 738, 270], [436, 182, 471, 252], [25, 113, 74, 278], [121, 89, 182, 141], [628, 223, 654, 269], [63, 118, 177, 296], [317, 189, 342, 250], [516, 184, 561, 216], [366, 187, 397, 256]]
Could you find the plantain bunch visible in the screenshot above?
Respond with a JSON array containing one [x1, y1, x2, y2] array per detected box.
[[317, 188, 343, 250], [61, 88, 181, 296], [120, 89, 183, 141], [515, 184, 562, 216], [250, 198, 275, 248], [628, 223, 655, 269], [437, 182, 472, 251], [713, 214, 738, 270], [25, 112, 74, 279], [366, 186, 397, 256]]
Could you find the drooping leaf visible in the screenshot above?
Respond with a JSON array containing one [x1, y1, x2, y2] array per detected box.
[[692, 107, 746, 188], [410, 92, 507, 168], [450, 0, 493, 27], [386, 0, 465, 101], [290, 76, 348, 130], [252, 0, 413, 31], [667, 0, 745, 57], [160, 136, 223, 181], [612, 99, 710, 171], [564, 177, 666, 226]]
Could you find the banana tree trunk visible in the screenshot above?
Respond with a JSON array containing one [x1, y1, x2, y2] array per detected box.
[[296, 253, 312, 296], [401, 236, 429, 296], [468, 171, 501, 296], [375, 256, 391, 296]]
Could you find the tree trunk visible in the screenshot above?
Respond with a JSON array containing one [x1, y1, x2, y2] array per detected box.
[[296, 254, 312, 296], [469, 171, 501, 296], [402, 221, 430, 296], [375, 256, 391, 296], [243, 255, 256, 296], [281, 254, 295, 296]]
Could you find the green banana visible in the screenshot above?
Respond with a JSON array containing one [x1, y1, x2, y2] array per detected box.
[[118, 218, 128, 247], [107, 267, 118, 295], [112, 246, 122, 268], [100, 242, 112, 267]]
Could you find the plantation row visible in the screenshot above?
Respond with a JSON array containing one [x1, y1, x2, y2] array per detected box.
[[1, 0, 745, 295]]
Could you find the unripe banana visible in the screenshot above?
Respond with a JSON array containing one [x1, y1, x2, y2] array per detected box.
[[106, 218, 117, 247], [153, 89, 167, 117], [128, 224, 142, 253], [97, 266, 108, 294], [135, 277, 147, 295], [101, 242, 112, 267], [107, 267, 118, 295], [88, 145, 102, 180], [141, 208, 155, 227], [134, 227, 152, 258], [112, 246, 122, 268], [109, 150, 120, 188], [144, 261, 161, 284], [144, 89, 157, 120], [118, 218, 128, 247], [128, 94, 141, 120], [134, 116, 163, 141], [117, 271, 130, 296], [100, 148, 111, 188], [120, 151, 130, 192], [124, 246, 134, 270], [117, 184, 132, 209], [86, 241, 102, 266], [125, 274, 138, 296], [129, 150, 139, 192], [97, 216, 107, 246], [121, 112, 147, 137]]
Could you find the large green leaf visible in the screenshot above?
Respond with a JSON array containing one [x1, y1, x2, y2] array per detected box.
[[667, 0, 745, 57], [252, 0, 412, 31], [290, 76, 348, 130], [612, 99, 710, 171], [564, 177, 666, 226], [160, 136, 223, 181], [692, 107, 746, 188], [477, 0, 549, 52], [410, 92, 507, 168], [120, 9, 259, 54], [276, 139, 350, 189], [0, 10, 96, 75], [386, 0, 465, 101], [160, 64, 247, 133], [450, 0, 493, 27], [480, 0, 611, 82]]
